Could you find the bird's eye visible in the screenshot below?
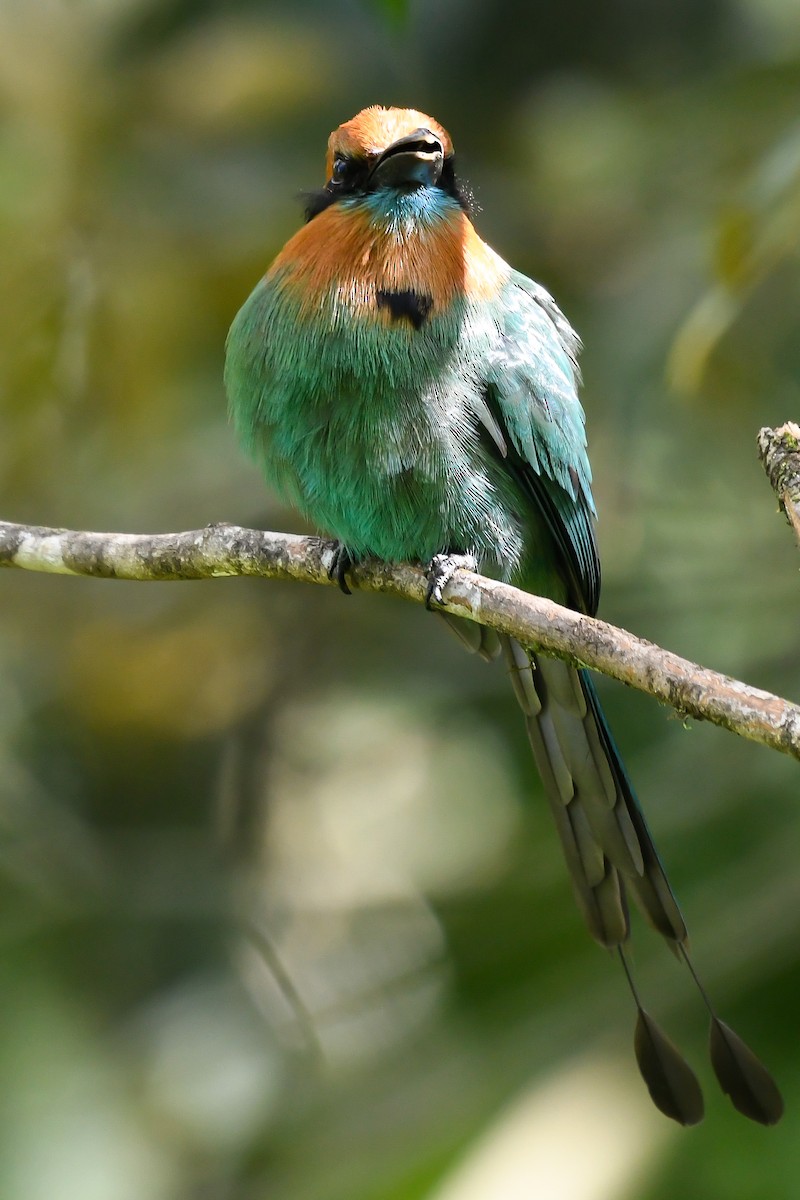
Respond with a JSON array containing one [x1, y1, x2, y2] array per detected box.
[[331, 156, 350, 183]]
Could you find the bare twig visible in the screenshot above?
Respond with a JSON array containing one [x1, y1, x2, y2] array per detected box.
[[1, 518, 798, 761], [758, 422, 800, 547]]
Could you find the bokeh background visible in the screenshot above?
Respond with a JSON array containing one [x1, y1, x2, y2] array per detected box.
[[2, 1, 800, 1196]]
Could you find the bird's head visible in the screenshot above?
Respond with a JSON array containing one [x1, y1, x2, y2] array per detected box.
[[304, 106, 473, 222]]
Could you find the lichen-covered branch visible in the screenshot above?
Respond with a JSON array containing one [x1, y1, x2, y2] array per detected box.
[[1, 518, 799, 761], [758, 422, 800, 547]]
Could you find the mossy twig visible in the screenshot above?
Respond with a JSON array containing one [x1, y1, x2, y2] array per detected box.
[[1, 518, 798, 762]]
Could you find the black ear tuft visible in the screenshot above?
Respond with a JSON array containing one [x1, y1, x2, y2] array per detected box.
[[301, 187, 338, 223], [440, 156, 477, 215]]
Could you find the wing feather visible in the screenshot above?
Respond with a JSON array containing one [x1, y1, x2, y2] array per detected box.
[[482, 273, 600, 615]]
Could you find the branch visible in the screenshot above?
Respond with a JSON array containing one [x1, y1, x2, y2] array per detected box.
[[758, 422, 800, 548], [2, 518, 799, 762]]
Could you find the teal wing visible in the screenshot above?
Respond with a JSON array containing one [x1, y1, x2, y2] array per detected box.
[[483, 274, 687, 949], [482, 272, 600, 615]]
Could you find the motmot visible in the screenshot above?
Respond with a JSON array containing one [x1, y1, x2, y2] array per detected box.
[[225, 106, 782, 1125]]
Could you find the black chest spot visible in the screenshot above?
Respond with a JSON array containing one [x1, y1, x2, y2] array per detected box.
[[376, 289, 433, 330]]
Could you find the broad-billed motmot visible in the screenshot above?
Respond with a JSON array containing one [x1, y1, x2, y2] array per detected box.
[[225, 106, 782, 1125]]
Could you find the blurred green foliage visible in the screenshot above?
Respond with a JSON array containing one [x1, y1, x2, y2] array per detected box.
[[2, 2, 800, 1198]]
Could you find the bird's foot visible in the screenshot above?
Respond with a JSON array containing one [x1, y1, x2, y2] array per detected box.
[[327, 542, 359, 595], [424, 552, 477, 610]]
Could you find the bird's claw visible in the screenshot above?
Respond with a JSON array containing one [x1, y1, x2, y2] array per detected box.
[[424, 552, 477, 610], [328, 542, 356, 595]]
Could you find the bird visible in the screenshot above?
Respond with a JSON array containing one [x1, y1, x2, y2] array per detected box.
[[225, 105, 782, 1125]]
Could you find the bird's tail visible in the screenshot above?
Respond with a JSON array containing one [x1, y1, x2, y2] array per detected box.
[[502, 636, 685, 950], [499, 635, 783, 1126]]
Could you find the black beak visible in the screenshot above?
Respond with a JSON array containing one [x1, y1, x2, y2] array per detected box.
[[368, 127, 444, 189]]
